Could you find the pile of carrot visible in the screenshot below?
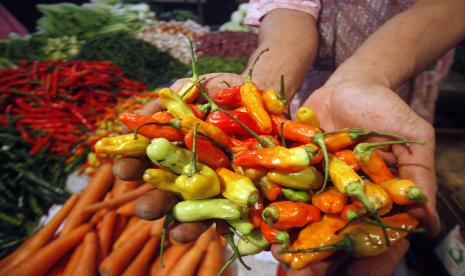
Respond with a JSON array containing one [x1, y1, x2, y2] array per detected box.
[[0, 163, 229, 276]]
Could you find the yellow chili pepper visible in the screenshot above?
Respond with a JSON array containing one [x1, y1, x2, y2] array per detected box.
[[378, 179, 427, 205], [355, 183, 393, 216], [174, 163, 221, 200], [295, 106, 320, 128], [94, 134, 150, 157], [159, 88, 195, 118], [262, 75, 288, 115], [328, 154, 375, 212], [217, 168, 259, 206], [267, 166, 323, 190]]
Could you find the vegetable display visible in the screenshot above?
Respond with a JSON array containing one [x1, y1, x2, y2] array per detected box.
[[91, 39, 429, 273]]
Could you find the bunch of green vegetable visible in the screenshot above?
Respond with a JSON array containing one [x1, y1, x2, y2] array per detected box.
[[42, 36, 84, 60], [196, 56, 247, 75], [78, 32, 189, 88], [0, 34, 47, 64], [0, 124, 82, 258]]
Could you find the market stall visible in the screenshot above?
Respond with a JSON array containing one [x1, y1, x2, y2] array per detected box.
[[1, 1, 463, 276]]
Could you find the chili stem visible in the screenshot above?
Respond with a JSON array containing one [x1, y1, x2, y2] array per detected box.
[[223, 234, 251, 271], [187, 36, 199, 81], [159, 213, 174, 268], [133, 120, 180, 140], [221, 81, 231, 87], [280, 122, 286, 147], [278, 75, 288, 104], [187, 122, 199, 176], [312, 133, 329, 194], [372, 213, 391, 246], [217, 254, 237, 276], [246, 48, 269, 82], [359, 217, 427, 233]]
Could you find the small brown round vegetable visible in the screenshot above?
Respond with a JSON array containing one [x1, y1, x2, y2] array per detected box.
[[135, 189, 178, 220], [169, 221, 213, 244], [113, 157, 150, 181]]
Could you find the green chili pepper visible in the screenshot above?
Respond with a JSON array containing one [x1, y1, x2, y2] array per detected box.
[[146, 138, 192, 175], [226, 218, 255, 235], [172, 199, 245, 222], [281, 188, 310, 202], [267, 166, 323, 190]]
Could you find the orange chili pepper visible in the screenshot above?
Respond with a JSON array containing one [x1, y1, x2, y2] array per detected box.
[[262, 75, 288, 115], [282, 215, 345, 269], [151, 111, 175, 122], [354, 140, 423, 184], [184, 131, 230, 169], [118, 112, 183, 141], [334, 149, 360, 171], [311, 187, 348, 214], [187, 103, 210, 120], [257, 176, 282, 201], [179, 117, 230, 147], [262, 201, 321, 230], [240, 49, 273, 134], [233, 145, 320, 172], [271, 115, 321, 144], [323, 128, 407, 153], [378, 179, 427, 205]]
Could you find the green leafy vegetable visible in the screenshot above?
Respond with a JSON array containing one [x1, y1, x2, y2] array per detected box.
[[196, 56, 247, 75]]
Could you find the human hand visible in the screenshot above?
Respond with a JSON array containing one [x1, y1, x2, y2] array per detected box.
[[274, 81, 438, 275]]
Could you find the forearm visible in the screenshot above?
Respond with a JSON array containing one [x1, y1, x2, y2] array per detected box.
[[327, 0, 465, 89], [243, 8, 318, 98]]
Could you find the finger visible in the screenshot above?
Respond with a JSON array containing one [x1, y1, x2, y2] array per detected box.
[[139, 98, 165, 116], [347, 239, 410, 276], [392, 123, 439, 236], [170, 78, 190, 92], [135, 189, 178, 220], [271, 245, 348, 276], [112, 157, 150, 181], [169, 221, 213, 243]]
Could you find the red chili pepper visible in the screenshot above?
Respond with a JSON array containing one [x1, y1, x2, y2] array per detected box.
[[271, 115, 322, 144], [339, 204, 363, 223], [249, 200, 264, 227], [184, 131, 230, 169], [214, 85, 241, 107], [29, 132, 54, 155], [261, 222, 290, 249], [262, 201, 321, 230], [188, 103, 209, 120], [206, 110, 264, 136]]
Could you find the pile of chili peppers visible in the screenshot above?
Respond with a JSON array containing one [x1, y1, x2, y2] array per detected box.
[[95, 39, 429, 273], [0, 60, 147, 157]]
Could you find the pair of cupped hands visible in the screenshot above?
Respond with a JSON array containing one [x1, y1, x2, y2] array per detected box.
[[114, 72, 439, 276]]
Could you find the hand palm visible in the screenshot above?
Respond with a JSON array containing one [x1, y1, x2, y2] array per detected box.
[[282, 83, 439, 275]]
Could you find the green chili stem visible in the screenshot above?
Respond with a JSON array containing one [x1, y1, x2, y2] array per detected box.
[[221, 80, 231, 87], [246, 48, 270, 82], [359, 217, 427, 233], [180, 77, 205, 99], [278, 75, 288, 104], [355, 140, 425, 157], [223, 234, 251, 271], [197, 85, 273, 148], [187, 36, 199, 81], [312, 133, 329, 194], [406, 186, 427, 204], [280, 122, 286, 147], [159, 213, 174, 268], [217, 254, 237, 276], [187, 122, 199, 177], [345, 181, 376, 213]]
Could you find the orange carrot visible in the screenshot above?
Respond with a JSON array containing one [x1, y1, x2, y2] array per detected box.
[[99, 223, 151, 276], [82, 183, 152, 214], [112, 179, 139, 195], [122, 236, 160, 276], [46, 251, 72, 276], [11, 224, 92, 276], [169, 228, 214, 276], [112, 215, 129, 245], [197, 235, 224, 276], [116, 200, 136, 216], [61, 163, 114, 235], [0, 194, 79, 273], [71, 231, 98, 276], [62, 243, 84, 276], [150, 242, 194, 276], [98, 211, 117, 259], [113, 219, 150, 250], [150, 218, 164, 237]]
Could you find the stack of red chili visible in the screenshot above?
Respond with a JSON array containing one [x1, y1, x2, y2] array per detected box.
[[94, 41, 429, 273], [0, 60, 147, 156]]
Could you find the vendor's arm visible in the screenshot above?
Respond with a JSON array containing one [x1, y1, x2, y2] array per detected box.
[[244, 8, 318, 99], [327, 0, 465, 88]]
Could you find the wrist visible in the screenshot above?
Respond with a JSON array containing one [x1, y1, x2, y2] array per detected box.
[[326, 57, 393, 89]]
